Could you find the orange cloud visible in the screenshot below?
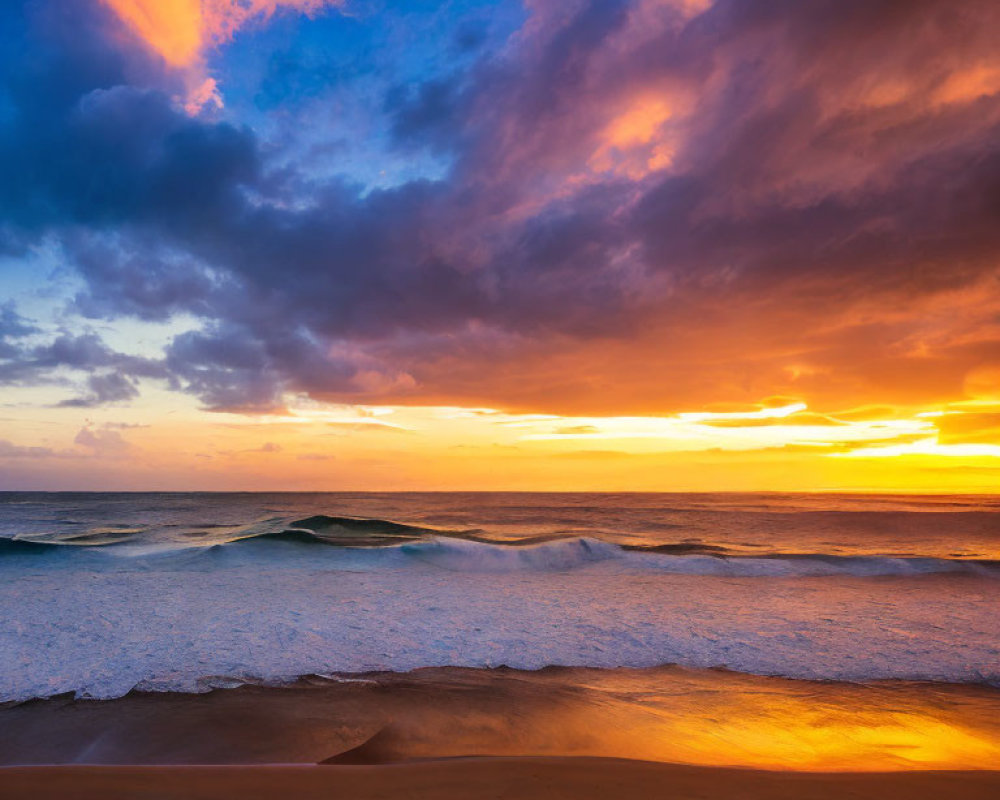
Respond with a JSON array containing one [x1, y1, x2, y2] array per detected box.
[[4, 395, 997, 492], [605, 98, 673, 148], [588, 95, 684, 178], [964, 365, 1000, 400], [102, 0, 202, 68], [101, 0, 340, 111], [933, 63, 1000, 106], [103, 0, 336, 67], [934, 412, 1000, 445]]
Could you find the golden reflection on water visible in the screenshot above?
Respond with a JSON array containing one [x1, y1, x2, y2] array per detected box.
[[380, 667, 1000, 771], [626, 705, 1000, 770], [5, 665, 999, 769]]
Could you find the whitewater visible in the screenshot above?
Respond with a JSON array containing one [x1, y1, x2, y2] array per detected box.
[[1, 492, 999, 702]]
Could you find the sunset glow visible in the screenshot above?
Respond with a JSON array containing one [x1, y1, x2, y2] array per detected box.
[[1, 0, 999, 491], [101, 0, 336, 67], [102, 0, 202, 66], [6, 5, 1000, 793]]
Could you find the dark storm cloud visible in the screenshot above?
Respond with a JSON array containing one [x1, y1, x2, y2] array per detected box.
[[70, 235, 222, 322], [1, 0, 999, 412], [0, 2, 254, 236], [1, 81, 255, 233]]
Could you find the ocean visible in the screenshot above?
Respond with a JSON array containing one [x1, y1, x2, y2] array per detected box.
[[4, 491, 1000, 769], [1, 491, 998, 705]]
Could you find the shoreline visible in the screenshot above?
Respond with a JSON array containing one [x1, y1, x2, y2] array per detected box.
[[4, 666, 1000, 772], [3, 759, 1000, 800]]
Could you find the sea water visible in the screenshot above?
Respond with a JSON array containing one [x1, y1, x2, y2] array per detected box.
[[1, 492, 998, 702]]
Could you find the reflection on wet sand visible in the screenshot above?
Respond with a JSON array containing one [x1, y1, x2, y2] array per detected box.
[[3, 665, 999, 771]]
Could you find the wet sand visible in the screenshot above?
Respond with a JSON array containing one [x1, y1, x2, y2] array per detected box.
[[4, 666, 1000, 771], [3, 759, 1000, 800], [4, 666, 1000, 770], [4, 667, 1000, 798]]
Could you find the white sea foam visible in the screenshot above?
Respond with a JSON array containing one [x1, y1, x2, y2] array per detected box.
[[1, 534, 998, 701], [3, 492, 999, 703]]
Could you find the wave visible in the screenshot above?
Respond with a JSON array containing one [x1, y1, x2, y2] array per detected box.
[[390, 538, 1000, 577], [1, 512, 998, 579], [0, 530, 140, 552], [92, 535, 1000, 578], [0, 537, 69, 555], [399, 536, 623, 572], [281, 514, 442, 542], [217, 521, 1000, 577]]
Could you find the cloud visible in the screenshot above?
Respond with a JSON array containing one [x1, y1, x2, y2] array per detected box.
[[100, 0, 203, 69], [74, 424, 133, 455], [0, 302, 163, 407], [0, 9, 257, 237], [99, 0, 345, 111], [59, 371, 141, 408], [101, 1, 340, 68], [2, 0, 1000, 417], [250, 441, 282, 453], [699, 412, 846, 429], [0, 424, 139, 460], [934, 412, 1000, 445], [0, 303, 38, 360], [0, 440, 58, 459]]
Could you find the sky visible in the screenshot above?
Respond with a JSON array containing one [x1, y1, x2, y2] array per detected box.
[[1, 0, 999, 491]]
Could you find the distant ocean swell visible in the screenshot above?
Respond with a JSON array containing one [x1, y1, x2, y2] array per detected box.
[[2, 514, 999, 579]]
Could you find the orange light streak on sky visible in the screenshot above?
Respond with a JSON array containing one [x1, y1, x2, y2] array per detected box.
[[102, 0, 336, 67]]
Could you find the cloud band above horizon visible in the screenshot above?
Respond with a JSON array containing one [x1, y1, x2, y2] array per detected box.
[[1, 0, 999, 489]]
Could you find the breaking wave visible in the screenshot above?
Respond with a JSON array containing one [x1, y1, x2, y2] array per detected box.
[[3, 500, 1000, 702], [1, 513, 997, 578]]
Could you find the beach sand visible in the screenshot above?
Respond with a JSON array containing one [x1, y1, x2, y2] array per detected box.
[[5, 667, 1000, 771], [3, 759, 1000, 800], [4, 667, 1000, 799]]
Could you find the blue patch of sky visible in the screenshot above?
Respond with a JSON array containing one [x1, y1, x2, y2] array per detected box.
[[0, 85, 16, 128], [0, 241, 199, 363], [211, 0, 526, 193], [0, 240, 78, 329], [0, 1, 529, 369]]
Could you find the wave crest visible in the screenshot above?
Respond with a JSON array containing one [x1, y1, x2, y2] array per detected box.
[[2, 511, 998, 579]]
